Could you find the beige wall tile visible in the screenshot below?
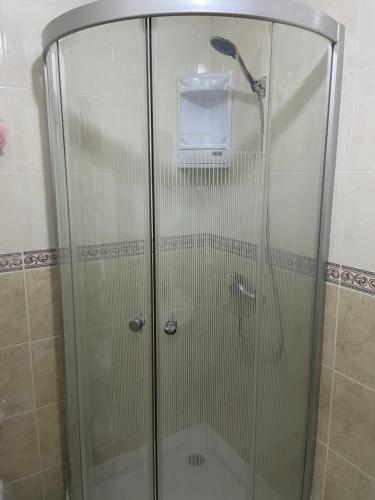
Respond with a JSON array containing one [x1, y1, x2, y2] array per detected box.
[[357, 0, 375, 69], [0, 177, 24, 253], [341, 173, 375, 272], [26, 268, 62, 340], [335, 72, 356, 172], [330, 373, 375, 477], [315, 0, 361, 72], [10, 473, 43, 500], [2, 0, 62, 90], [42, 463, 68, 500], [317, 366, 332, 444], [311, 441, 327, 500], [0, 88, 12, 172], [31, 336, 65, 407], [322, 284, 338, 368], [0, 411, 40, 481], [37, 402, 67, 468], [18, 172, 57, 251], [328, 172, 348, 265], [324, 451, 375, 500], [0, 344, 33, 417], [7, 89, 50, 172], [350, 67, 375, 172], [0, 172, 56, 253], [336, 289, 375, 389], [0, 272, 28, 348]]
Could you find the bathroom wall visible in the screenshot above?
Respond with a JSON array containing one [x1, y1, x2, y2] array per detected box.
[[1, 0, 375, 500], [0, 0, 91, 498], [303, 0, 375, 498]]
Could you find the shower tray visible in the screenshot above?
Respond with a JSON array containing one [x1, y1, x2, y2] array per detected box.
[[90, 424, 278, 500]]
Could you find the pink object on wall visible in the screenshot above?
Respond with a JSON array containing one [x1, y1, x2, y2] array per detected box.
[[0, 123, 8, 154]]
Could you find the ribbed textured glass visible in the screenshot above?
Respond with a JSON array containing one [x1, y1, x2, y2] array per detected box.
[[154, 153, 265, 499], [47, 14, 334, 500], [252, 25, 332, 500], [57, 19, 154, 500], [152, 16, 271, 499]]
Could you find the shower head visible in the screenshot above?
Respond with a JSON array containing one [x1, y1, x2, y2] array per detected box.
[[209, 35, 266, 97], [210, 36, 238, 58]]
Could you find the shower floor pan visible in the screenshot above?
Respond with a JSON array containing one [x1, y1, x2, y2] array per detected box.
[[90, 424, 278, 500]]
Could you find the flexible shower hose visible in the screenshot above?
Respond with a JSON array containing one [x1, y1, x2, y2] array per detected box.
[[240, 89, 285, 362]]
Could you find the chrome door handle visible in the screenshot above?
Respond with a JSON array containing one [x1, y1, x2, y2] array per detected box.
[[129, 317, 145, 333], [163, 320, 177, 336]]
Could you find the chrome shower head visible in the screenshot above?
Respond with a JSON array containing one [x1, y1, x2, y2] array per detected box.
[[210, 35, 266, 98], [210, 36, 238, 58]]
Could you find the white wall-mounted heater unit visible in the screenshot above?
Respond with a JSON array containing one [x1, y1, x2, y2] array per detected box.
[[178, 72, 232, 168]]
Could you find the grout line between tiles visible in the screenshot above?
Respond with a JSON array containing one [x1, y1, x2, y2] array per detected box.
[[0, 333, 61, 351], [321, 362, 332, 371], [354, 63, 375, 73], [334, 369, 375, 394], [328, 446, 375, 483], [22, 268, 45, 498], [9, 461, 66, 485], [316, 438, 328, 448], [321, 284, 340, 498], [2, 399, 65, 422], [35, 399, 65, 411], [1, 408, 35, 422], [320, 442, 329, 500]]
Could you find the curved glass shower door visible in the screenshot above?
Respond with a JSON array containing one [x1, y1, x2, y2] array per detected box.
[[52, 19, 154, 500], [151, 16, 332, 500], [44, 8, 337, 500], [151, 16, 272, 500]]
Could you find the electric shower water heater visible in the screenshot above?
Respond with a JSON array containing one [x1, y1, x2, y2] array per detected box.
[[178, 72, 232, 168]]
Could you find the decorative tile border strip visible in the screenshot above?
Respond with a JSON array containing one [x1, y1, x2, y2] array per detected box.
[[267, 248, 296, 273], [0, 252, 23, 273], [208, 233, 257, 259], [0, 250, 57, 273], [2, 239, 375, 297], [326, 262, 341, 286], [209, 234, 316, 277], [160, 233, 206, 252], [77, 240, 144, 262], [23, 249, 57, 270], [340, 265, 375, 296]]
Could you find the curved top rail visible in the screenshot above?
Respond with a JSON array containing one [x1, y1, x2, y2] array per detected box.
[[42, 0, 341, 57]]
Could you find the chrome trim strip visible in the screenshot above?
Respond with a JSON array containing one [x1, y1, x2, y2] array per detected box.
[[42, 0, 340, 58], [301, 23, 345, 500]]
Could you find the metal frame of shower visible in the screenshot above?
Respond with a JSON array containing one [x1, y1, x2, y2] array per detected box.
[[42, 1, 345, 499]]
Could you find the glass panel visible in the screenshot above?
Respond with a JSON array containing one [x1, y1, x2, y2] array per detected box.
[[152, 16, 272, 499], [45, 44, 83, 500], [252, 24, 332, 500], [57, 20, 153, 500]]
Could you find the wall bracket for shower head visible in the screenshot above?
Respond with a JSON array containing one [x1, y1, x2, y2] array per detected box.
[[210, 36, 266, 98], [253, 76, 267, 99]]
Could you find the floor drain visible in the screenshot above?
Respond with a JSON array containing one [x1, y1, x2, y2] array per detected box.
[[187, 453, 206, 467]]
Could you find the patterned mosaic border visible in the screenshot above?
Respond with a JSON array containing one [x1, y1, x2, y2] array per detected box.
[[2, 238, 375, 297], [0, 250, 57, 273], [0, 253, 23, 273], [340, 265, 375, 296], [326, 262, 341, 286], [161, 233, 207, 252], [23, 249, 58, 270], [77, 240, 144, 262]]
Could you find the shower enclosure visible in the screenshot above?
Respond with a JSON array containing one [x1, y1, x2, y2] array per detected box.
[[42, 1, 344, 499]]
